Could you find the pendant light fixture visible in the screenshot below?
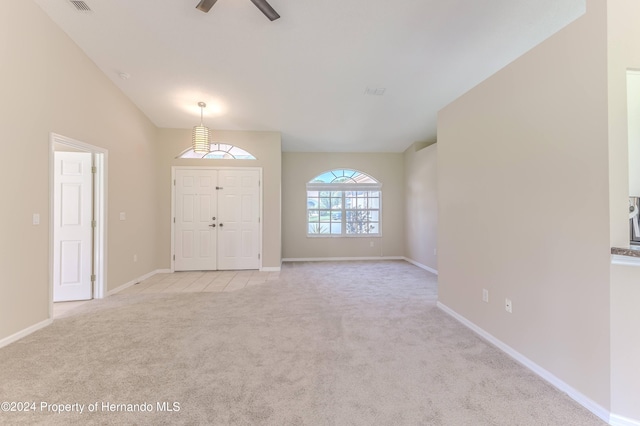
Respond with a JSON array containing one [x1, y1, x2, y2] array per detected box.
[[192, 102, 211, 154]]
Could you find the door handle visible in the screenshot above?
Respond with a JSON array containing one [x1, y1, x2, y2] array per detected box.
[[209, 224, 216, 227]]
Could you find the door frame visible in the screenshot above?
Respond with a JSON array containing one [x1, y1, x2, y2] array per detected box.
[[49, 133, 108, 317], [171, 166, 263, 272]]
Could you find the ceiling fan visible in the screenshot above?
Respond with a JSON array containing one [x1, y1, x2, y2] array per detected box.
[[196, 0, 280, 21]]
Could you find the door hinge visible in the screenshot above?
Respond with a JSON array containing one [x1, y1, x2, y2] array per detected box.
[[173, 254, 175, 261], [173, 179, 176, 186], [258, 217, 260, 223], [258, 180, 261, 187], [173, 217, 175, 223], [216, 186, 223, 190], [91, 220, 97, 228], [91, 166, 97, 174], [258, 253, 261, 260], [91, 274, 96, 282]]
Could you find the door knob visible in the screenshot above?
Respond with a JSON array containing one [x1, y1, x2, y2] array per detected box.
[[212, 217, 216, 220], [219, 223, 224, 227], [209, 224, 216, 227]]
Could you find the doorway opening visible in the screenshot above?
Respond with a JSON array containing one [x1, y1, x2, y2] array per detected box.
[[49, 133, 107, 318]]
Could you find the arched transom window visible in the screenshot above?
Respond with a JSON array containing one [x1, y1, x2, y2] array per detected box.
[[306, 169, 381, 236], [177, 144, 256, 160]]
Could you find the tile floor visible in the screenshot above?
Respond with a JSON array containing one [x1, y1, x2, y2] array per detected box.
[[119, 270, 281, 295], [53, 300, 90, 318], [53, 270, 281, 318]]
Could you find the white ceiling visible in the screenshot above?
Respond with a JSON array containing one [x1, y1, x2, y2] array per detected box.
[[33, 0, 585, 152]]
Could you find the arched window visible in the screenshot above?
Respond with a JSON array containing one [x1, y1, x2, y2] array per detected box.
[[306, 169, 381, 236], [177, 143, 256, 160]]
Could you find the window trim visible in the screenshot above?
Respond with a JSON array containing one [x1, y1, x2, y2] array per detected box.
[[176, 143, 256, 160], [306, 171, 382, 238]]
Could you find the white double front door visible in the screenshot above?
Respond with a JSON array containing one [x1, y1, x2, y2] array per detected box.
[[174, 168, 260, 271]]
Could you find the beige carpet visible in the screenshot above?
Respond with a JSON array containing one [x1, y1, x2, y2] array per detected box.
[[0, 261, 605, 425]]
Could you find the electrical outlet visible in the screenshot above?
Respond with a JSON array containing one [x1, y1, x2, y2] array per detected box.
[[482, 289, 489, 303], [505, 298, 513, 313]]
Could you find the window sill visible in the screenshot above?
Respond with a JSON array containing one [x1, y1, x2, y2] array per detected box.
[[611, 246, 640, 265]]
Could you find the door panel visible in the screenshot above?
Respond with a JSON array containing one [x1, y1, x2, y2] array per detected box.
[[53, 152, 93, 302], [174, 169, 218, 271], [217, 170, 260, 270]]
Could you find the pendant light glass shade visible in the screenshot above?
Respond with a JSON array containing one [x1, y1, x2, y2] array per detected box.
[[192, 102, 211, 154]]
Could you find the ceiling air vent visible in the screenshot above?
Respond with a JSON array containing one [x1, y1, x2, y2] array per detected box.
[[69, 1, 92, 12]]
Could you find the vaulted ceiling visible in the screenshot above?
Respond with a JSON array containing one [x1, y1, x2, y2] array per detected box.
[[34, 0, 585, 152]]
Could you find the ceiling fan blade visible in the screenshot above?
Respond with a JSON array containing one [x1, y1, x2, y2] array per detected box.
[[196, 0, 218, 13], [249, 0, 280, 21]]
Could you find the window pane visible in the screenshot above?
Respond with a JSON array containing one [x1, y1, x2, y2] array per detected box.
[[369, 198, 380, 209], [331, 191, 342, 197], [320, 224, 330, 234], [308, 211, 319, 222], [320, 191, 331, 197], [177, 144, 255, 160], [346, 211, 370, 234], [309, 170, 377, 184], [319, 210, 331, 222], [319, 198, 331, 209], [307, 198, 319, 209], [369, 211, 379, 222], [307, 191, 319, 197], [369, 223, 379, 234], [331, 211, 342, 221], [356, 198, 367, 208], [330, 223, 342, 234], [345, 197, 356, 209], [331, 198, 342, 209]]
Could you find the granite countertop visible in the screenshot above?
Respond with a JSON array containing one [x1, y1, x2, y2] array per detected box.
[[611, 246, 640, 258]]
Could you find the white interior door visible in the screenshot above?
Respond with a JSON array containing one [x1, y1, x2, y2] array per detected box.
[[173, 168, 260, 271], [217, 170, 260, 270], [174, 169, 218, 271], [53, 152, 93, 302]]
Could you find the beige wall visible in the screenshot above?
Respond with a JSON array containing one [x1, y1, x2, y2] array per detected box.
[[437, 0, 610, 410], [606, 0, 640, 421], [626, 71, 640, 196], [282, 152, 404, 259], [155, 129, 282, 269], [610, 263, 640, 421], [0, 1, 160, 340], [403, 142, 438, 271]]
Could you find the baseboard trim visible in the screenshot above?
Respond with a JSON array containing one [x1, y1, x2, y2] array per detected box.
[[436, 302, 611, 425], [107, 269, 166, 296], [610, 414, 640, 426], [282, 256, 405, 262], [0, 318, 53, 350], [403, 257, 438, 275], [260, 266, 281, 272]]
